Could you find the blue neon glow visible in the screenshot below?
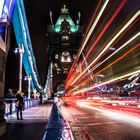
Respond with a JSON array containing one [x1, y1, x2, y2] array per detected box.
[[0, 0, 16, 41], [0, 0, 5, 17], [4, 0, 16, 20], [54, 14, 78, 32], [12, 0, 42, 92]]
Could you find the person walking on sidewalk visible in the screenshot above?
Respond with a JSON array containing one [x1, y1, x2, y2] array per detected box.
[[16, 91, 24, 120]]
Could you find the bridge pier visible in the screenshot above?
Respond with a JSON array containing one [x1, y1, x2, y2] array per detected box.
[[0, 47, 6, 136], [0, 24, 12, 136]]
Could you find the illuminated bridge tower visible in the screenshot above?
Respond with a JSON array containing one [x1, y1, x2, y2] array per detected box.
[[47, 5, 83, 95]]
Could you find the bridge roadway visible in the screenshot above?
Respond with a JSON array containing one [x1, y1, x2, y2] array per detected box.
[[60, 100, 140, 140], [0, 101, 74, 140], [1, 98, 140, 140]]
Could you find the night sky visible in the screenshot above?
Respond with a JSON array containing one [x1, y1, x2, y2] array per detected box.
[[5, 0, 98, 92]]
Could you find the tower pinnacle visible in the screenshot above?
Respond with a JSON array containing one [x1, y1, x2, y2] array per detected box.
[[61, 5, 69, 14]]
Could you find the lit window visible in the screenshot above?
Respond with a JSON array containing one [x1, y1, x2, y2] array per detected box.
[[55, 54, 59, 59], [73, 55, 76, 59], [61, 56, 71, 62], [54, 63, 58, 67], [62, 35, 69, 41]]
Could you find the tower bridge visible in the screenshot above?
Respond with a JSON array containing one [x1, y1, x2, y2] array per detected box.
[[0, 0, 140, 139]]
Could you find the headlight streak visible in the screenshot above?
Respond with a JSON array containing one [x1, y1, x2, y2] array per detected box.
[[77, 102, 140, 126], [68, 42, 140, 94], [78, 0, 110, 59], [65, 0, 109, 86], [73, 32, 140, 87], [94, 44, 139, 77], [82, 0, 127, 63], [73, 67, 140, 94], [85, 43, 139, 87], [70, 9, 140, 87]]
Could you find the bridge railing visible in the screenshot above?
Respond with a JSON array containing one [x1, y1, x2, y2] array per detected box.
[[4, 98, 40, 116]]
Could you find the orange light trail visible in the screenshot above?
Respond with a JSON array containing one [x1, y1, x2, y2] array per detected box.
[[70, 0, 127, 86], [92, 43, 140, 79], [70, 10, 140, 87], [74, 32, 140, 86], [83, 0, 127, 64], [71, 43, 140, 94], [65, 0, 108, 86]]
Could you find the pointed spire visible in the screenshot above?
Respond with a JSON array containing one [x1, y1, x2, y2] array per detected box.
[[61, 5, 69, 14], [77, 12, 81, 25], [50, 11, 53, 25]]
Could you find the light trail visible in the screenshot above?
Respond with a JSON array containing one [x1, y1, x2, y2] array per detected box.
[[86, 32, 140, 80], [77, 102, 140, 126], [65, 0, 102, 84], [70, 9, 140, 87], [67, 43, 140, 94], [70, 0, 127, 86], [65, 0, 109, 85], [84, 10, 140, 70], [73, 56, 140, 94], [93, 32, 140, 69], [106, 16, 140, 51], [89, 43, 140, 79], [83, 0, 127, 63], [73, 32, 140, 86], [78, 0, 110, 59]]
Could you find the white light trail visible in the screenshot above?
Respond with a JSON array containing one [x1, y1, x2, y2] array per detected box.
[[78, 32, 140, 81], [85, 32, 140, 76], [77, 102, 140, 126], [78, 0, 110, 58], [73, 68, 140, 94], [66, 0, 109, 86], [71, 10, 140, 86]]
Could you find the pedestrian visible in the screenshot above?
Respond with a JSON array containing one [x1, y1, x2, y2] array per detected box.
[[16, 91, 24, 120], [7, 89, 14, 98]]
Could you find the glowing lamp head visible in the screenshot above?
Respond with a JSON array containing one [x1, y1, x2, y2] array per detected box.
[[14, 48, 18, 53]]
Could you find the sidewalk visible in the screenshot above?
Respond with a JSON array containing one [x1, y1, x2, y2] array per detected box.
[[0, 102, 53, 140]]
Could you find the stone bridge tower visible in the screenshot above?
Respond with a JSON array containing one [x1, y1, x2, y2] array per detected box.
[[47, 5, 83, 95]]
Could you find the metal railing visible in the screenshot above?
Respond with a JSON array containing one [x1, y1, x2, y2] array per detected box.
[[4, 98, 40, 116]]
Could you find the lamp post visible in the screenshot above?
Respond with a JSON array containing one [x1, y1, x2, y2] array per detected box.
[[50, 62, 53, 97], [15, 44, 24, 92], [25, 75, 32, 99]]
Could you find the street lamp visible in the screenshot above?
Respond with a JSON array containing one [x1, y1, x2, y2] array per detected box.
[[50, 62, 53, 97], [15, 44, 24, 92], [25, 75, 32, 99]]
